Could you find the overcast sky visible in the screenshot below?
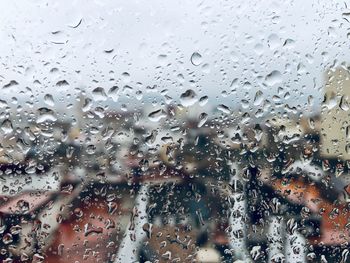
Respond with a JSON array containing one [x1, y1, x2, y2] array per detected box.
[[0, 0, 349, 115]]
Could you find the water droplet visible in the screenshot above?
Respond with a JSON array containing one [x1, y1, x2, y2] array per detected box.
[[3, 80, 18, 89], [198, 113, 208, 127], [92, 87, 107, 101], [190, 52, 203, 66], [217, 104, 231, 114], [84, 223, 103, 237], [56, 80, 69, 87], [1, 119, 13, 134], [253, 90, 264, 106], [142, 223, 153, 238], [265, 70, 282, 86], [44, 94, 55, 106], [148, 109, 167, 122], [180, 89, 198, 107], [2, 233, 13, 244]]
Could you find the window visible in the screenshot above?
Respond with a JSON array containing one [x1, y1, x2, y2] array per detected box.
[[0, 1, 349, 262]]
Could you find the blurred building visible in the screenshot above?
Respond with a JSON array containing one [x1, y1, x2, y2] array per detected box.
[[321, 67, 350, 160]]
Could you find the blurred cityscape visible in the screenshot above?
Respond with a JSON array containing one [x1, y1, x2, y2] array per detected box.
[[1, 66, 350, 263]]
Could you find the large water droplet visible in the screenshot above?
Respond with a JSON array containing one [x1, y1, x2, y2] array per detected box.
[[197, 113, 208, 127], [180, 89, 198, 107], [1, 119, 13, 134], [190, 52, 203, 66], [44, 94, 55, 106], [265, 70, 282, 86], [92, 87, 107, 101], [148, 109, 167, 122]]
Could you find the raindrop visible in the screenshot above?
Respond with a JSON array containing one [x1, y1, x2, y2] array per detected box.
[[2, 233, 13, 244], [1, 119, 13, 134], [339, 95, 349, 111], [16, 200, 30, 213], [250, 246, 262, 260], [92, 87, 107, 101], [121, 72, 131, 83], [180, 89, 198, 107], [44, 94, 55, 106], [37, 107, 57, 123], [265, 70, 282, 86], [142, 223, 153, 238], [148, 109, 167, 122], [199, 95, 209, 106], [253, 90, 264, 106], [217, 104, 231, 114], [3, 80, 18, 89], [190, 52, 203, 66], [197, 113, 208, 127], [56, 80, 69, 87], [84, 223, 103, 237]]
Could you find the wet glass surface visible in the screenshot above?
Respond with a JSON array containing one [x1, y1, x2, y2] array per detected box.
[[1, 0, 350, 262]]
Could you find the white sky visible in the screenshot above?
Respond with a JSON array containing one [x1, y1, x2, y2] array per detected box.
[[0, 0, 349, 115]]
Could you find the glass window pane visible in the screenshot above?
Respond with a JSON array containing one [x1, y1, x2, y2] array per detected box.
[[0, 0, 349, 262]]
